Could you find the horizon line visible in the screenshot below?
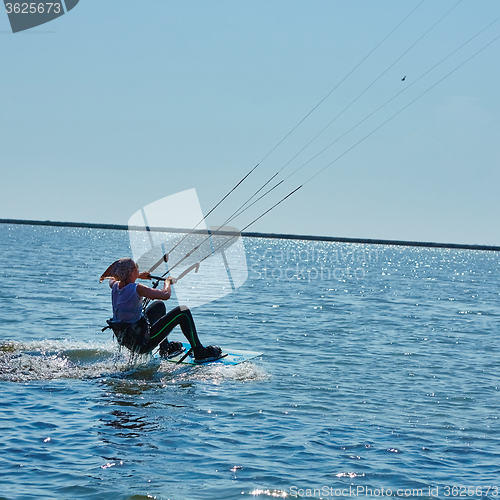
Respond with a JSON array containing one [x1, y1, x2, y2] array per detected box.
[[1, 217, 499, 252]]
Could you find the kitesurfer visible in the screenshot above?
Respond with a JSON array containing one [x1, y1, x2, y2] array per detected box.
[[100, 258, 222, 362]]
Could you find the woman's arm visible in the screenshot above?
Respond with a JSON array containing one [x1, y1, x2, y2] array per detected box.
[[136, 279, 172, 300]]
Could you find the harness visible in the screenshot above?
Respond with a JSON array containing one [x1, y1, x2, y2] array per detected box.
[[102, 315, 151, 354]]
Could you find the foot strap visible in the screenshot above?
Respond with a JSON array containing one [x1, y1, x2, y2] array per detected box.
[[176, 347, 193, 364]]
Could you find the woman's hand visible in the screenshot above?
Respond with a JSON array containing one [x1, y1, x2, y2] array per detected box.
[[138, 272, 151, 280], [162, 279, 172, 292]]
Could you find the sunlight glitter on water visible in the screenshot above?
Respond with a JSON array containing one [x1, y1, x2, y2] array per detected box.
[[1, 225, 499, 500], [250, 489, 288, 497], [161, 359, 270, 386]]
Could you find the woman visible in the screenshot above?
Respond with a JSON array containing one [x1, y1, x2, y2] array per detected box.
[[100, 258, 222, 362]]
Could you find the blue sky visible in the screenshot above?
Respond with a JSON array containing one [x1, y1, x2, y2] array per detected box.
[[1, 0, 499, 245]]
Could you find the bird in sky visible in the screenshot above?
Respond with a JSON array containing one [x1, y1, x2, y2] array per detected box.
[[401, 76, 406, 81]]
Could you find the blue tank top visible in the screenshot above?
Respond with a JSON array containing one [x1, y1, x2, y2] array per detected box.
[[111, 282, 143, 323]]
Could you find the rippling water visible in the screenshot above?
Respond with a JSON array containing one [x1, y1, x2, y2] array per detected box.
[[0, 224, 499, 500]]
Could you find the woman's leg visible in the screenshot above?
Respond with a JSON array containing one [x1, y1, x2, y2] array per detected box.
[[144, 301, 166, 325], [144, 305, 205, 356]]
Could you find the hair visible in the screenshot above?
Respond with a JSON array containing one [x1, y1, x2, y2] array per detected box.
[[100, 258, 136, 283]]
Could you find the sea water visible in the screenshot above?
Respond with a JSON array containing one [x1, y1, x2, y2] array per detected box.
[[0, 223, 499, 500]]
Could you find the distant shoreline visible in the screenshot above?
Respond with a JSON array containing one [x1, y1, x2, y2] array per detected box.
[[1, 217, 499, 252]]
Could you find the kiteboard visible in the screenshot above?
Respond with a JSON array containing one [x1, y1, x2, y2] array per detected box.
[[154, 342, 262, 366]]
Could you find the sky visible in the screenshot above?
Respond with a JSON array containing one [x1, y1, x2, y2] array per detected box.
[[1, 0, 499, 245]]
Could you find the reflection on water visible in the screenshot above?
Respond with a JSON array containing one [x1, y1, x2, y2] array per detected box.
[[102, 410, 157, 439]]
